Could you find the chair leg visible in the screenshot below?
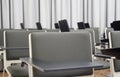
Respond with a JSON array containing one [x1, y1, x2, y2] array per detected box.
[[2, 68, 5, 77]]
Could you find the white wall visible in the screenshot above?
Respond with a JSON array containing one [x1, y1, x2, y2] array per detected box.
[[1, 0, 119, 33]]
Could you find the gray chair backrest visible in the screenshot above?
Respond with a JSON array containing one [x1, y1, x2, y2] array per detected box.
[[0, 29, 5, 46], [4, 30, 45, 60], [91, 28, 100, 44], [30, 32, 93, 77], [109, 31, 120, 48], [4, 30, 29, 60], [105, 27, 114, 39], [109, 31, 120, 72], [85, 29, 96, 53], [72, 29, 95, 54]]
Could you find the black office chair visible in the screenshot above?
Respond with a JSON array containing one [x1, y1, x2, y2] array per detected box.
[[36, 22, 42, 30], [77, 22, 85, 29], [111, 21, 120, 31], [54, 23, 59, 29], [59, 19, 70, 32], [85, 23, 90, 28], [20, 23, 25, 29]]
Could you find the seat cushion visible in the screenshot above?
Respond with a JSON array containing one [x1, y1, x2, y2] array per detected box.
[[33, 68, 93, 77], [94, 59, 110, 70], [7, 63, 28, 77]]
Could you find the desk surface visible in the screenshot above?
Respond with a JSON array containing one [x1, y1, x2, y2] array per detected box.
[[101, 47, 120, 59], [21, 58, 103, 72]]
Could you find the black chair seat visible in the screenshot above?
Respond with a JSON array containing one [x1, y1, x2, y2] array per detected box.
[[7, 63, 28, 77]]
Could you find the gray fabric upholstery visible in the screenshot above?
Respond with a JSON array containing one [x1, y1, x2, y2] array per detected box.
[[110, 31, 120, 48], [5, 30, 45, 60], [94, 59, 110, 70], [30, 32, 93, 77], [110, 31, 120, 72], [85, 29, 95, 53], [5, 30, 29, 60], [91, 28, 100, 44], [105, 27, 114, 39], [0, 29, 4, 46], [5, 30, 44, 77], [7, 63, 28, 77]]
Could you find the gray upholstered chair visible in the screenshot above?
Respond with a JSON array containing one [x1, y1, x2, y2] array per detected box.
[[21, 32, 102, 77], [3, 30, 45, 77], [3, 30, 29, 77], [108, 31, 120, 77]]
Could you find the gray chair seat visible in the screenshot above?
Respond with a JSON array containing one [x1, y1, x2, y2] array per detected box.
[[7, 63, 28, 77], [94, 59, 110, 70]]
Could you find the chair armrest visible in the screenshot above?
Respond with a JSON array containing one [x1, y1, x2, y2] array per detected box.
[[2, 47, 29, 50], [94, 53, 115, 59], [20, 58, 103, 72], [101, 47, 120, 59]]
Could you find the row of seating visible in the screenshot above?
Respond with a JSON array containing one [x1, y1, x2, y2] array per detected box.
[[0, 29, 101, 77], [20, 20, 90, 32], [0, 26, 120, 77]]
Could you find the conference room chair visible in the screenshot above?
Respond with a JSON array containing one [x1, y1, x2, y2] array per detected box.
[[77, 22, 85, 29], [59, 19, 70, 32], [85, 23, 90, 28], [98, 31, 120, 77], [36, 22, 42, 30], [54, 23, 59, 29], [3, 30, 45, 77], [21, 32, 103, 77], [20, 23, 25, 29], [3, 30, 29, 77]]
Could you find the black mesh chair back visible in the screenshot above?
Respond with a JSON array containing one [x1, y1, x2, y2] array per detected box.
[[77, 22, 85, 29], [20, 23, 24, 29], [85, 23, 90, 28], [54, 23, 59, 29], [36, 22, 42, 30], [59, 20, 70, 32], [111, 21, 120, 31]]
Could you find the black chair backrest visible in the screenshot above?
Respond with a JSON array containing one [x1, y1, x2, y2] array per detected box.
[[85, 23, 90, 28], [59, 20, 70, 32], [36, 22, 42, 30], [20, 23, 24, 29], [54, 23, 59, 29], [77, 22, 85, 29], [111, 21, 120, 31]]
